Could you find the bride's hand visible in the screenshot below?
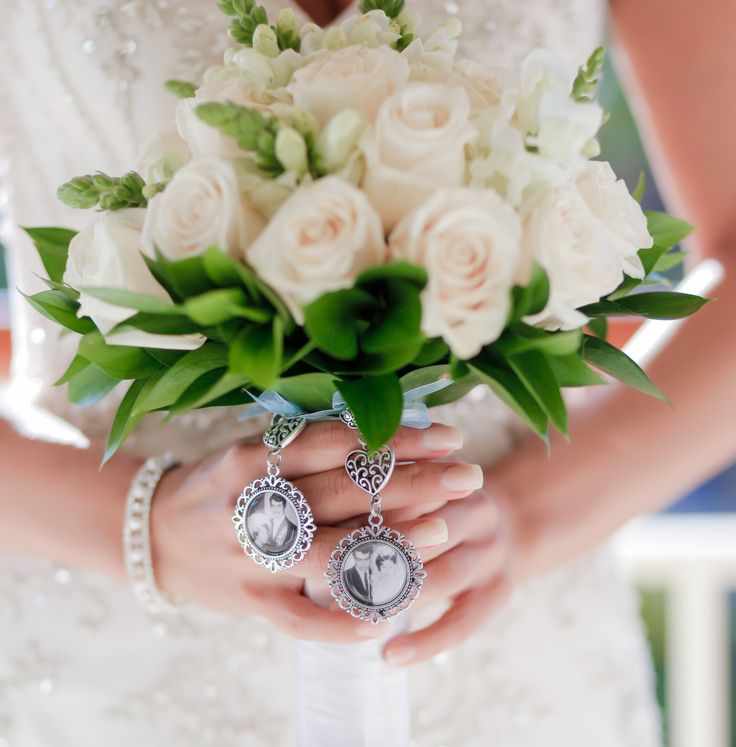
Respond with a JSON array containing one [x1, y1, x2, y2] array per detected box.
[[150, 420, 482, 643]]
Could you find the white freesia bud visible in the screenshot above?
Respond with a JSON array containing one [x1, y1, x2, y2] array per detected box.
[[246, 176, 387, 323], [318, 109, 367, 173], [137, 128, 191, 184], [275, 126, 309, 175], [231, 47, 276, 88], [323, 27, 348, 50], [390, 189, 522, 359], [142, 156, 265, 260], [252, 24, 280, 59], [287, 45, 409, 126], [361, 83, 476, 231], [276, 8, 300, 38], [576, 160, 651, 279], [64, 209, 202, 350]]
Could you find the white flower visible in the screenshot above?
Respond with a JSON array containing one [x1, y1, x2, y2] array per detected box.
[[361, 82, 475, 231], [137, 128, 191, 185], [176, 77, 272, 159], [520, 184, 624, 330], [245, 176, 387, 323], [142, 156, 265, 260], [517, 49, 603, 162], [318, 109, 368, 174], [64, 209, 202, 350], [402, 20, 461, 83], [300, 10, 401, 54], [452, 59, 518, 112], [286, 45, 409, 126], [576, 161, 650, 279], [389, 189, 521, 359]]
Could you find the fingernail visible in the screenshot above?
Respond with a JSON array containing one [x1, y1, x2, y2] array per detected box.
[[422, 426, 463, 452], [441, 463, 484, 491], [411, 518, 448, 547], [358, 623, 385, 638], [385, 646, 416, 667]]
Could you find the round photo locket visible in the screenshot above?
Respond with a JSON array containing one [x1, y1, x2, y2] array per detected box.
[[233, 415, 316, 573]]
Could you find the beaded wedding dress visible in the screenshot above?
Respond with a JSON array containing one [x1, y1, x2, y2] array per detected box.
[[0, 1, 662, 745]]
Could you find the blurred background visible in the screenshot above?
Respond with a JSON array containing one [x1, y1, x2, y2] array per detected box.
[[0, 32, 733, 747]]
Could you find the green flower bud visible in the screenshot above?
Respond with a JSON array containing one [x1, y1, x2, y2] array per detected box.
[[252, 24, 280, 58], [275, 126, 308, 176]]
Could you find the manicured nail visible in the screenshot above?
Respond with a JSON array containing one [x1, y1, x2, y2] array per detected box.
[[422, 426, 463, 452], [385, 646, 416, 667], [411, 518, 449, 547], [441, 463, 484, 491], [358, 623, 386, 638]]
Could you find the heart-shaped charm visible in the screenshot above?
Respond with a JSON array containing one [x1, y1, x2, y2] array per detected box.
[[345, 446, 395, 495], [263, 415, 306, 451]]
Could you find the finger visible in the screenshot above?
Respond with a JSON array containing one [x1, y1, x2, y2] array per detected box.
[[296, 461, 484, 524], [264, 588, 388, 644], [415, 539, 509, 606], [281, 517, 450, 582], [382, 577, 512, 667]]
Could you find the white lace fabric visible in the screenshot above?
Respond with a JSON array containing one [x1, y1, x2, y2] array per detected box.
[[0, 1, 662, 745]]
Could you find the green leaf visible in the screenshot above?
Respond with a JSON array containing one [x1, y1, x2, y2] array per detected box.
[[399, 365, 451, 393], [82, 287, 178, 314], [653, 250, 688, 273], [499, 327, 582, 357], [79, 331, 162, 379], [151, 251, 213, 301], [136, 343, 229, 413], [335, 374, 403, 450], [166, 369, 249, 416], [108, 313, 203, 336], [644, 211, 694, 249], [580, 291, 712, 320], [54, 354, 91, 387], [22, 290, 95, 335], [361, 280, 424, 354], [587, 317, 608, 339], [506, 350, 568, 437], [229, 318, 284, 390], [413, 338, 449, 366], [469, 358, 548, 438], [183, 288, 271, 325], [353, 340, 425, 374], [274, 372, 336, 412], [582, 335, 667, 401], [632, 170, 646, 203], [164, 79, 197, 98], [67, 363, 119, 407], [356, 262, 427, 289], [510, 264, 550, 321], [548, 354, 606, 387], [424, 373, 482, 408], [22, 227, 76, 284], [304, 288, 378, 361]]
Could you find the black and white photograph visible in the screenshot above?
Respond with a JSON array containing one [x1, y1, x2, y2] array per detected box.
[[245, 491, 300, 556], [341, 541, 410, 608]]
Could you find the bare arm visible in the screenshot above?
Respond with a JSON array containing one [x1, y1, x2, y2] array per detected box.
[[489, 0, 736, 578]]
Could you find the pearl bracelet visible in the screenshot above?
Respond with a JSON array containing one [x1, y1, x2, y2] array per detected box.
[[122, 452, 181, 616]]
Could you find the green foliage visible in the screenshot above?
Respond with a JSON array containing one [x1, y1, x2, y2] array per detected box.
[[57, 171, 147, 211], [67, 363, 119, 408], [572, 46, 605, 103], [229, 317, 284, 390], [22, 290, 95, 335], [359, 0, 405, 19], [22, 227, 76, 284], [632, 170, 646, 203], [217, 0, 300, 52], [164, 79, 197, 98], [509, 264, 550, 322], [587, 317, 608, 340], [644, 210, 694, 249], [335, 373, 403, 451], [79, 331, 162, 379], [580, 291, 712, 320], [274, 372, 336, 411]]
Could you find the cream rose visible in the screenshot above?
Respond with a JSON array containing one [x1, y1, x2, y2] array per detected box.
[[137, 127, 191, 184], [576, 160, 651, 279], [361, 82, 476, 231], [389, 189, 522, 359], [520, 184, 624, 330], [245, 176, 387, 323], [176, 77, 272, 159], [64, 209, 202, 350], [142, 156, 265, 260], [452, 59, 518, 112], [286, 45, 409, 126]]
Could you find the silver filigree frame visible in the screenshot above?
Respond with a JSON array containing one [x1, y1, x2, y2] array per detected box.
[[233, 474, 316, 573], [325, 523, 426, 624]]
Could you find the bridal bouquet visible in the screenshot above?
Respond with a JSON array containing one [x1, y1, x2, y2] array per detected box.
[[24, 0, 708, 462]]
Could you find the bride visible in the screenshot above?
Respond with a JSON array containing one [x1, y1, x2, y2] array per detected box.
[[1, 0, 734, 745]]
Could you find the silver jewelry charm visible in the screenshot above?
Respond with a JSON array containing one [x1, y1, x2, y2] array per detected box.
[[233, 416, 315, 573], [326, 414, 426, 623]]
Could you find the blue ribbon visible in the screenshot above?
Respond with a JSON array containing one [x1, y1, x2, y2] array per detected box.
[[237, 377, 453, 430]]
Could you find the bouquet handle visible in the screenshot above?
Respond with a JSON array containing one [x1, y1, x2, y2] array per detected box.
[[294, 581, 411, 747]]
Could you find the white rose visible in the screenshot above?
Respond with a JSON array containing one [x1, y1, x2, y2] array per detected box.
[[576, 160, 651, 278], [402, 21, 461, 83], [245, 176, 387, 323], [137, 128, 191, 185], [452, 59, 518, 112], [520, 184, 624, 330], [176, 77, 272, 159], [300, 10, 401, 54], [64, 210, 202, 350], [389, 189, 521, 359], [142, 156, 265, 260], [286, 45, 409, 126], [361, 83, 476, 231]]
